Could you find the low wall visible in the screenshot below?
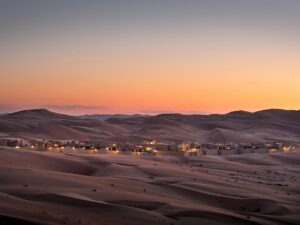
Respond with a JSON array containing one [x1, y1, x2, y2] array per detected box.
[[253, 148, 269, 154], [156, 151, 185, 156], [220, 149, 238, 155], [203, 148, 269, 156], [237, 149, 253, 154], [203, 149, 219, 155], [107, 151, 141, 156]]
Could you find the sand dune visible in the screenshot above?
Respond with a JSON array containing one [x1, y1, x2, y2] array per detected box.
[[0, 147, 299, 225], [1, 108, 300, 143]]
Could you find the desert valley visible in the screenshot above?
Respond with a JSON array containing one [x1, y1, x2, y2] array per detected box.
[[1, 1, 300, 224]]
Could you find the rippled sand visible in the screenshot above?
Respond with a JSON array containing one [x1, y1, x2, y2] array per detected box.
[[0, 147, 299, 225]]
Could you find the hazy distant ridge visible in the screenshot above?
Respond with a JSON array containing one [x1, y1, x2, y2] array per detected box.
[[0, 108, 299, 144], [78, 114, 149, 121]]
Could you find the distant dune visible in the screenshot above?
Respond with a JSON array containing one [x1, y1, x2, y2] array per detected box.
[[0, 108, 300, 143]]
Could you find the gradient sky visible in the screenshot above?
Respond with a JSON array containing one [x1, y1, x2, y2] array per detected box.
[[0, 0, 299, 115]]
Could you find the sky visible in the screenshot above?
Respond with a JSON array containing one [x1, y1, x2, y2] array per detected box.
[[0, 0, 299, 115]]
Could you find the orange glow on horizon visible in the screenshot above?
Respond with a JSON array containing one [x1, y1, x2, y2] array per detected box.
[[0, 14, 299, 115]]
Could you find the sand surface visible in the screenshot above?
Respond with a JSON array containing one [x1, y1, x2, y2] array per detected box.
[[0, 147, 299, 225]]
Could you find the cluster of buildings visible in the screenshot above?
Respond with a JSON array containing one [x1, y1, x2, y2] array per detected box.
[[178, 142, 296, 156], [0, 138, 29, 148], [0, 137, 298, 156], [0, 138, 19, 147]]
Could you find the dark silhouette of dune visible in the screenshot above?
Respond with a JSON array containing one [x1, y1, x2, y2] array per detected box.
[[3, 109, 76, 120]]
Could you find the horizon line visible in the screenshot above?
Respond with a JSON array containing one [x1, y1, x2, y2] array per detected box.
[[2, 107, 300, 117]]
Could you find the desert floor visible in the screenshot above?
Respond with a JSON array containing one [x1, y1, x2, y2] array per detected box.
[[0, 147, 299, 225]]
